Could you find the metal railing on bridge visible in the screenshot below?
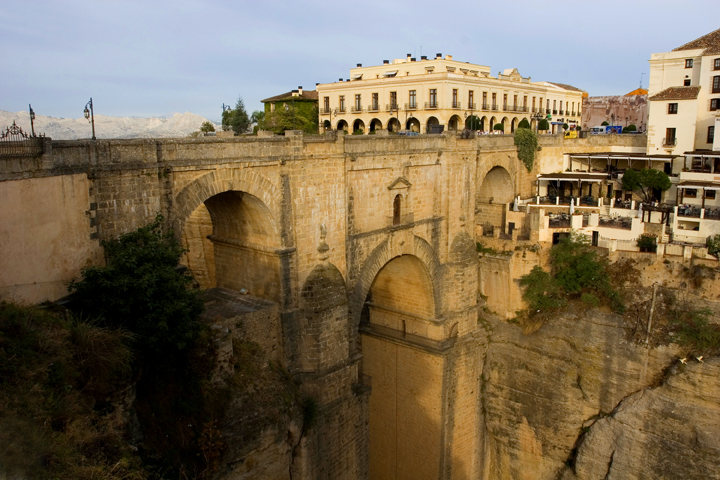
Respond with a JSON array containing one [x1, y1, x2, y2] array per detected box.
[[0, 121, 44, 157]]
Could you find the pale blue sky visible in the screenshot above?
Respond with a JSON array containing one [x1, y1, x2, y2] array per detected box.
[[2, 1, 719, 121]]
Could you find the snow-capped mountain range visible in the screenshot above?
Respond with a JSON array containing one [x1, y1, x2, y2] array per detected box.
[[0, 110, 218, 140]]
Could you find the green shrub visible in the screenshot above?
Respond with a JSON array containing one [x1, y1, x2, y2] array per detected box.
[[493, 123, 504, 132], [671, 306, 720, 355], [518, 118, 531, 129], [626, 124, 637, 132], [519, 230, 624, 323], [637, 234, 657, 252], [538, 119, 549, 131], [353, 129, 364, 135], [707, 234, 720, 257], [514, 127, 538, 172], [601, 121, 609, 126]]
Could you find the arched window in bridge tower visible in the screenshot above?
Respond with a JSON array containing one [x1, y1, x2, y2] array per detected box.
[[393, 194, 402, 225]]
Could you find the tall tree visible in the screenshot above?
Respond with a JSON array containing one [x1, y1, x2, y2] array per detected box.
[[222, 97, 251, 135], [621, 168, 672, 202]]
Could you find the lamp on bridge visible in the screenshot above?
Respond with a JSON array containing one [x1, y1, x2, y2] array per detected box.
[[84, 98, 96, 140], [29, 104, 35, 138]]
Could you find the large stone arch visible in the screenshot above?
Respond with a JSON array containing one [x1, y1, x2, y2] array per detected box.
[[172, 168, 281, 237], [173, 169, 285, 302], [350, 232, 441, 333]]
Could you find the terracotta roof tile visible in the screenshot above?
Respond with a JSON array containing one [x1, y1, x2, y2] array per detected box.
[[261, 90, 318, 103], [673, 28, 720, 55], [648, 86, 701, 101]]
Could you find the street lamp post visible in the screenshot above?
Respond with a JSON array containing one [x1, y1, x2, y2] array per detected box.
[[29, 104, 36, 137], [84, 98, 96, 140]]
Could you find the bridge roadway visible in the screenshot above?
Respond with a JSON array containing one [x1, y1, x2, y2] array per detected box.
[[0, 131, 645, 479]]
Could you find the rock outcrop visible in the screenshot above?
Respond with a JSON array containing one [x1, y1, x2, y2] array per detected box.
[[481, 305, 684, 480], [562, 357, 720, 480]]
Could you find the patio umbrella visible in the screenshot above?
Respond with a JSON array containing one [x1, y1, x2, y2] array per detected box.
[[569, 198, 575, 215], [638, 202, 643, 220]]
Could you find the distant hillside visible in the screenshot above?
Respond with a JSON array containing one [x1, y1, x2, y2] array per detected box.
[[0, 110, 218, 140]]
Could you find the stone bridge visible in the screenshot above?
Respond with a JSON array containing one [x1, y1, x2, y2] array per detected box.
[[0, 131, 645, 479]]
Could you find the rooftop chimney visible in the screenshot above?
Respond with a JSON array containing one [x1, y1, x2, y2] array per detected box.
[[383, 59, 389, 64], [436, 53, 442, 59], [357, 63, 362, 67], [298, 86, 303, 95], [339, 78, 343, 82], [407, 53, 412, 62], [411, 57, 416, 62], [421, 55, 427, 60], [315, 82, 319, 86], [446, 54, 452, 60]]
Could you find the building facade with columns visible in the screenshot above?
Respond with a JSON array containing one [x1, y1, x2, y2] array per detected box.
[[316, 53, 585, 135]]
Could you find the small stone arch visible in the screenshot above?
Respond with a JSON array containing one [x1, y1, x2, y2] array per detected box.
[[448, 114, 462, 131], [406, 117, 420, 132], [511, 117, 518, 133], [500, 117, 509, 132], [353, 119, 365, 134], [490, 116, 497, 130], [480, 116, 488, 131], [478, 165, 515, 204], [387, 118, 400, 133], [426, 116, 439, 133], [337, 119, 348, 132], [369, 118, 382, 133], [323, 120, 331, 131]]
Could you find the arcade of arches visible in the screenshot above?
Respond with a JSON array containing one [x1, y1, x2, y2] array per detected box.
[[333, 115, 531, 133]]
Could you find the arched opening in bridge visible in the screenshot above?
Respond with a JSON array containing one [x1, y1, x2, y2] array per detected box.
[[478, 166, 514, 204], [465, 115, 481, 130], [480, 116, 488, 132], [353, 119, 365, 134], [448, 114, 462, 131], [360, 254, 441, 480], [501, 117, 509, 133], [370, 118, 382, 133], [393, 194, 402, 225], [490, 116, 497, 131], [387, 118, 400, 133], [181, 190, 282, 302], [406, 117, 420, 133], [511, 117, 517, 133], [336, 120, 348, 132]]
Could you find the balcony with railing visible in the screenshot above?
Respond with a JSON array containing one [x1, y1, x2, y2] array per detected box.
[[491, 104, 499, 111], [559, 109, 564, 115], [405, 102, 418, 110], [351, 105, 363, 113], [546, 108, 551, 114], [322, 107, 332, 114], [368, 103, 379, 112], [571, 111, 576, 116], [553, 109, 558, 114], [386, 103, 398, 112], [663, 137, 677, 147], [480, 103, 488, 110], [339, 106, 346, 113], [451, 101, 462, 109], [425, 101, 438, 110]]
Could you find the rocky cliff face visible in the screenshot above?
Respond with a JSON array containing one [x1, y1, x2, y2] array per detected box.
[[561, 357, 720, 479], [481, 302, 700, 480]]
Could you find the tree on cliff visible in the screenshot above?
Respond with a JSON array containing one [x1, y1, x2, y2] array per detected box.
[[222, 97, 251, 134], [621, 168, 671, 203], [68, 214, 204, 365]]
